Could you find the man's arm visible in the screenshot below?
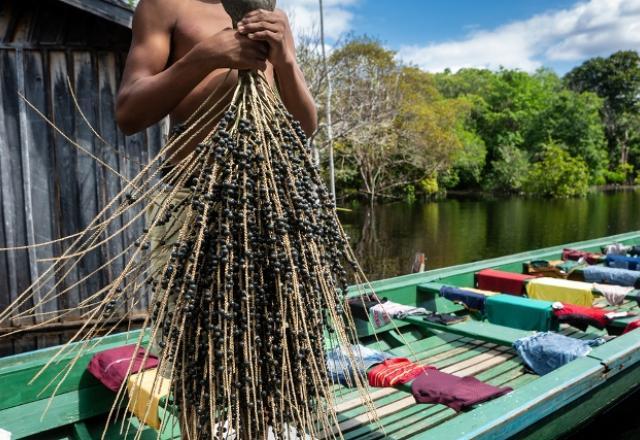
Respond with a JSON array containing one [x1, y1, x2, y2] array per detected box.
[[238, 10, 318, 136], [116, 0, 268, 135]]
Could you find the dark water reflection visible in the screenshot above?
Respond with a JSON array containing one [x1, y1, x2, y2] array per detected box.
[[339, 189, 640, 280]]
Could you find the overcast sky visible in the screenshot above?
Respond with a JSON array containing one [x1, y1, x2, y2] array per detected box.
[[279, 0, 640, 74]]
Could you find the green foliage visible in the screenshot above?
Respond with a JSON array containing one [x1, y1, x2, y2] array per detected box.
[[565, 51, 640, 167], [419, 176, 440, 196], [524, 143, 590, 197], [298, 35, 639, 200], [604, 163, 634, 185], [529, 90, 608, 178], [405, 185, 417, 204], [484, 143, 529, 194]]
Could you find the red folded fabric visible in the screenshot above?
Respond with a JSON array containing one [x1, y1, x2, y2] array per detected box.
[[623, 320, 640, 334], [88, 345, 158, 392], [552, 303, 610, 330], [367, 358, 434, 388], [411, 369, 512, 412], [475, 269, 535, 296], [562, 248, 602, 265]]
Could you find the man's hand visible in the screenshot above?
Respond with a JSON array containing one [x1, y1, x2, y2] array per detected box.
[[236, 9, 295, 68], [194, 28, 269, 71]]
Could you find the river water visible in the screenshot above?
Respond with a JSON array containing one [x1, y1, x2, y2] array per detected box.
[[339, 189, 640, 281]]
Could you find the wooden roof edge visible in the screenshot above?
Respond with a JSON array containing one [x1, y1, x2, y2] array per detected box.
[[57, 0, 134, 29]]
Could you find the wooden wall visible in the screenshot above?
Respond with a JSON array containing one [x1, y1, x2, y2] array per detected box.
[[0, 0, 166, 346]]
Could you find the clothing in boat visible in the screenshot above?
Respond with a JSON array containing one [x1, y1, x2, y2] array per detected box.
[[513, 332, 606, 375], [551, 302, 610, 331], [410, 369, 512, 412], [347, 294, 387, 321], [602, 243, 631, 256], [525, 277, 594, 307], [325, 344, 393, 387], [562, 248, 603, 265], [485, 294, 555, 331], [369, 301, 429, 328], [475, 269, 534, 296], [593, 283, 634, 306], [439, 286, 487, 312], [606, 255, 640, 271], [582, 266, 640, 288], [624, 320, 640, 334], [367, 358, 434, 388], [88, 345, 158, 392]]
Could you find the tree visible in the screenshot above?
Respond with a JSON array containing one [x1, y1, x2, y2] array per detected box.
[[565, 51, 640, 168], [528, 90, 608, 180], [484, 141, 529, 194], [328, 38, 471, 202], [524, 142, 590, 197]]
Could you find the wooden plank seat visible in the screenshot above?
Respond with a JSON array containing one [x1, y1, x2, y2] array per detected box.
[[0, 330, 148, 439]]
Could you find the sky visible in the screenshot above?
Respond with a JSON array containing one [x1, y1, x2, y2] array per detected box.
[[279, 0, 640, 74]]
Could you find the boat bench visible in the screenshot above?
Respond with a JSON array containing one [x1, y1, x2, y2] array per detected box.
[[0, 331, 150, 439]]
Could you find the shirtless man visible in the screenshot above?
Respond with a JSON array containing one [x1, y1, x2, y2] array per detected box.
[[115, 0, 317, 149]]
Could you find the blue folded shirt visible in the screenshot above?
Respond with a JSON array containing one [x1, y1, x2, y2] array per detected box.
[[513, 332, 605, 376]]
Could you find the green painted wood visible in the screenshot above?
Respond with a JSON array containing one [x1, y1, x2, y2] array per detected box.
[[72, 422, 93, 440], [0, 385, 115, 439], [517, 357, 640, 440], [0, 330, 148, 411], [415, 357, 605, 440], [401, 316, 534, 346], [587, 329, 640, 372]]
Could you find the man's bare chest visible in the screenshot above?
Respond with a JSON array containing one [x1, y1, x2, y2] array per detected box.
[[171, 1, 232, 60]]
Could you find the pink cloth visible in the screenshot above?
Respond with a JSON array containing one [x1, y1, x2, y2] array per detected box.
[[88, 345, 158, 392], [562, 248, 602, 265]]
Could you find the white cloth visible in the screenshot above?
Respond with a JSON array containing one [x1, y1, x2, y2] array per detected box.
[[593, 283, 634, 306], [369, 301, 428, 328], [603, 243, 630, 256]]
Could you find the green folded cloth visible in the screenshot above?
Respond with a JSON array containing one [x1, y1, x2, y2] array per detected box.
[[485, 294, 557, 332]]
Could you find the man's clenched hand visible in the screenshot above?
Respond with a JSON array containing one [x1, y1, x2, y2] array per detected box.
[[237, 9, 296, 69]]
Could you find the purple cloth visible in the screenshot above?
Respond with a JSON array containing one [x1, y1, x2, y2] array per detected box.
[[410, 369, 512, 412], [88, 345, 158, 392]]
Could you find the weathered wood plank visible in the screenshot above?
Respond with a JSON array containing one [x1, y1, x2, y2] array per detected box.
[[0, 49, 34, 314], [49, 50, 82, 319], [23, 48, 58, 321], [72, 50, 104, 305], [97, 51, 125, 306]]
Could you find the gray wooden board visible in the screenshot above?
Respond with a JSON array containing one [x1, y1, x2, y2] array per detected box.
[[23, 48, 58, 319], [72, 50, 105, 306], [49, 50, 82, 318]]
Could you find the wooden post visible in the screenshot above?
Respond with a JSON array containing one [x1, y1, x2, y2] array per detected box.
[[412, 252, 426, 273]]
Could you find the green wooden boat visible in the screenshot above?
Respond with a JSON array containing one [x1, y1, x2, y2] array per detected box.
[[2, 231, 640, 440]]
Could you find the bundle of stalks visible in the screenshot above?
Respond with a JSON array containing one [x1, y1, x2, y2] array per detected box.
[[0, 1, 414, 438]]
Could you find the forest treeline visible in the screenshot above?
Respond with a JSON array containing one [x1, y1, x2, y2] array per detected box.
[[299, 37, 640, 202]]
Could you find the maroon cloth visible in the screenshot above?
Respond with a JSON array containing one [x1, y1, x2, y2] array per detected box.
[[552, 303, 610, 331], [411, 369, 512, 412], [624, 320, 640, 334], [475, 269, 535, 296], [88, 345, 158, 392], [562, 248, 603, 265]]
